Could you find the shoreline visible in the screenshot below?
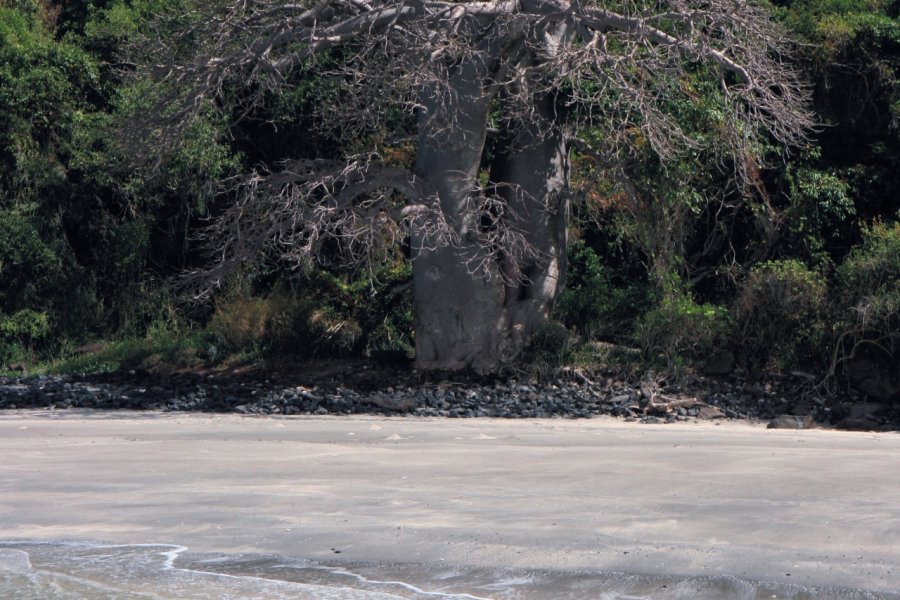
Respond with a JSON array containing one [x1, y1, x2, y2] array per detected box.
[[2, 366, 897, 430], [4, 539, 899, 599], [3, 410, 899, 594]]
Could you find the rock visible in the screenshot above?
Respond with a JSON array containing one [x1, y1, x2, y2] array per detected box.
[[364, 394, 417, 412], [849, 402, 883, 420], [844, 356, 900, 403], [0, 366, 890, 427], [696, 406, 726, 420], [702, 350, 735, 376], [743, 382, 764, 396], [836, 417, 881, 431], [767, 415, 816, 429]]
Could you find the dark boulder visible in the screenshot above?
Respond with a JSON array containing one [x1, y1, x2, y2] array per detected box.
[[844, 352, 900, 403], [702, 350, 736, 376]]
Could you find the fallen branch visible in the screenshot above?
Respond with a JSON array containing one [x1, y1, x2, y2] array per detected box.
[[640, 390, 704, 415]]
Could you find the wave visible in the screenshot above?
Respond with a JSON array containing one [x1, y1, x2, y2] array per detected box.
[[1, 540, 896, 600]]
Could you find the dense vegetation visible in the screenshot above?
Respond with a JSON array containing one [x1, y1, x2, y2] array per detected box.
[[0, 0, 897, 386]]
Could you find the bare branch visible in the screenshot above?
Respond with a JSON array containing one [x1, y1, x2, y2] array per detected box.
[[129, 0, 814, 293]]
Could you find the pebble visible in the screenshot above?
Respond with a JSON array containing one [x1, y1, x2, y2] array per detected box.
[[0, 372, 891, 428]]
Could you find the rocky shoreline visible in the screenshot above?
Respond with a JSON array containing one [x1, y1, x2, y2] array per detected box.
[[1, 363, 896, 430]]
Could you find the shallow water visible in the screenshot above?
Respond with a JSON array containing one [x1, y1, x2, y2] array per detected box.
[[1, 541, 896, 600]]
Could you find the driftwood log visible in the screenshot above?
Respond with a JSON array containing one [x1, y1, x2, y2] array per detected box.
[[637, 386, 705, 415]]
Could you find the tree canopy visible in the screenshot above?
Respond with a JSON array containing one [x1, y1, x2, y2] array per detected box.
[[0, 0, 896, 383], [122, 0, 815, 370]]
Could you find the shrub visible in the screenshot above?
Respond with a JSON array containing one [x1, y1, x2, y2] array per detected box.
[[633, 293, 731, 369], [782, 166, 856, 266], [301, 263, 415, 357], [732, 259, 828, 371], [363, 287, 414, 357], [556, 240, 651, 340], [517, 321, 577, 377], [209, 291, 362, 357], [272, 299, 362, 358], [833, 219, 900, 359], [0, 309, 50, 364], [0, 208, 60, 308], [836, 219, 900, 324], [209, 296, 271, 352]]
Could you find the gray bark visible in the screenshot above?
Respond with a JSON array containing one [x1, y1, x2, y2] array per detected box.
[[491, 93, 570, 361], [411, 57, 509, 372], [412, 39, 571, 372]]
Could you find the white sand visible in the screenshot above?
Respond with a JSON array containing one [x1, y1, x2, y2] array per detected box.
[[2, 410, 898, 592]]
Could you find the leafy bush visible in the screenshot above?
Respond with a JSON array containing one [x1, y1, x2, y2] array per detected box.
[[0, 208, 59, 306], [209, 291, 362, 358], [0, 1, 99, 201], [556, 240, 651, 341], [301, 263, 415, 357], [516, 321, 577, 377], [633, 293, 731, 369], [733, 259, 828, 371], [782, 166, 856, 266], [834, 219, 900, 352], [363, 286, 414, 357], [0, 309, 50, 364]]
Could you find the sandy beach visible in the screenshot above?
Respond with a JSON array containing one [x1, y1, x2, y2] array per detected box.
[[2, 409, 898, 594]]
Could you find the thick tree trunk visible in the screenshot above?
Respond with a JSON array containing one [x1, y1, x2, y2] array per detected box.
[[411, 22, 572, 372], [411, 95, 570, 371], [411, 64, 508, 372], [491, 94, 570, 359]]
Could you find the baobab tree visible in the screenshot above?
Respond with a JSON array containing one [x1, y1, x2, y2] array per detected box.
[[133, 0, 813, 372]]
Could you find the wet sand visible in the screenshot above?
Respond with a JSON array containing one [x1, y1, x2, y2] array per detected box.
[[1, 410, 898, 593]]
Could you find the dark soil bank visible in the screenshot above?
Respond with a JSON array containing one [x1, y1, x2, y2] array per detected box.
[[1, 360, 897, 430]]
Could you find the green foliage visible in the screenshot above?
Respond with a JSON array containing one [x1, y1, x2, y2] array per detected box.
[[0, 308, 49, 340], [777, 0, 900, 58], [15, 331, 219, 377], [0, 208, 59, 303], [828, 218, 900, 379], [0, 1, 99, 202], [575, 62, 775, 303], [556, 240, 650, 340], [0, 0, 241, 362], [776, 0, 899, 226], [835, 218, 900, 337], [634, 292, 731, 369], [0, 0, 896, 380], [362, 285, 415, 357], [207, 261, 414, 359], [0, 207, 101, 358], [733, 259, 828, 370], [300, 262, 415, 357], [0, 3, 121, 354], [84, 0, 181, 42], [781, 166, 856, 265], [209, 291, 362, 358], [0, 308, 49, 363]]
